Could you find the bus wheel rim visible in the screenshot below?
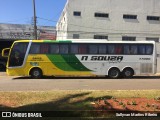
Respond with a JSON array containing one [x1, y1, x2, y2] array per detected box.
[[125, 71, 131, 76], [33, 70, 40, 77], [111, 70, 118, 77]]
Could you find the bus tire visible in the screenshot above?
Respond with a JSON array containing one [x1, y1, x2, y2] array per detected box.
[[122, 68, 134, 78], [30, 68, 42, 79], [108, 68, 120, 79]]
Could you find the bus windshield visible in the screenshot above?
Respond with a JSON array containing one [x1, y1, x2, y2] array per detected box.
[[8, 42, 28, 67]]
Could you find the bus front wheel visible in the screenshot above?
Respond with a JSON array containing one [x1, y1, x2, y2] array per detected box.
[[30, 68, 42, 79], [108, 68, 120, 79]]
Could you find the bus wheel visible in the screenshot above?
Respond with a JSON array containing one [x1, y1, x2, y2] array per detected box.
[[108, 68, 120, 79], [30, 68, 42, 79], [122, 68, 134, 78]]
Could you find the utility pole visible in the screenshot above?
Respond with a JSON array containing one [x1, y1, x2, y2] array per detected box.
[[33, 0, 37, 39]]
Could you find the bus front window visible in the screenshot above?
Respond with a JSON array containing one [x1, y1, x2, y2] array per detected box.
[[9, 42, 28, 67]]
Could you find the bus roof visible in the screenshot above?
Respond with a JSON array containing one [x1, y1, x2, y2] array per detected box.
[[14, 39, 155, 44]]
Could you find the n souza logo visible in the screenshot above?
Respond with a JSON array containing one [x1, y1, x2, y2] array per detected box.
[[81, 56, 123, 62]]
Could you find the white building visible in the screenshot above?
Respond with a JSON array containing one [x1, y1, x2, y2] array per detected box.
[[57, 0, 160, 72], [57, 0, 160, 41]]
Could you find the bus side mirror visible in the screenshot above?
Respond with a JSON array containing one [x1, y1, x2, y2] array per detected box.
[[2, 48, 10, 57]]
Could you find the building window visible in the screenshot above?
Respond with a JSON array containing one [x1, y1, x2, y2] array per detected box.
[[147, 16, 160, 21], [122, 36, 136, 41], [73, 34, 80, 39], [123, 14, 137, 19], [146, 37, 159, 42], [95, 13, 109, 18], [94, 35, 108, 39], [73, 11, 81, 16]]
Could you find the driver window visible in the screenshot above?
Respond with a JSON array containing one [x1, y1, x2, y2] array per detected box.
[[9, 42, 28, 67]]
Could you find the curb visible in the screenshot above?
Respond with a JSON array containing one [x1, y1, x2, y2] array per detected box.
[[0, 72, 160, 77], [156, 73, 160, 76], [0, 72, 7, 76]]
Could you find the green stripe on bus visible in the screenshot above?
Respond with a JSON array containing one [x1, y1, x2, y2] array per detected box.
[[47, 55, 76, 71], [61, 55, 91, 71], [43, 40, 72, 43], [43, 40, 58, 43], [47, 55, 91, 71], [58, 41, 72, 43]]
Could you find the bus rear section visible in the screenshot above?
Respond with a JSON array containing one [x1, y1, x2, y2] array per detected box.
[[77, 42, 156, 78]]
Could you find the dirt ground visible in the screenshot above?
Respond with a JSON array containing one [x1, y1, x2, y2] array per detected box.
[[93, 98, 160, 112]]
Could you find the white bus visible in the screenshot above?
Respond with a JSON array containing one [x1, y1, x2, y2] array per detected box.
[[2, 39, 157, 78]]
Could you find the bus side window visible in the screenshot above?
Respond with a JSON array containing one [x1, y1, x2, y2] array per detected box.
[[108, 44, 115, 54], [146, 45, 153, 55], [124, 45, 130, 54], [40, 44, 49, 54], [131, 45, 138, 55], [29, 43, 40, 54], [70, 44, 78, 54], [60, 44, 68, 54], [79, 44, 87, 54], [89, 44, 98, 54], [50, 44, 59, 54], [138, 45, 145, 55], [115, 45, 123, 54], [99, 45, 107, 54]]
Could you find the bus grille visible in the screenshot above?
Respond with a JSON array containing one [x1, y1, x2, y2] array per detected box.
[[140, 63, 152, 74]]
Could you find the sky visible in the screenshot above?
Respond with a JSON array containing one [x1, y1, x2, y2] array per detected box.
[[0, 0, 67, 26]]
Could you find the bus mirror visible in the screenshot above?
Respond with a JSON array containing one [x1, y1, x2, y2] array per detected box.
[[2, 48, 10, 57]]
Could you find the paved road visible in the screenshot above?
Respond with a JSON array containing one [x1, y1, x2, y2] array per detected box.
[[0, 72, 160, 91]]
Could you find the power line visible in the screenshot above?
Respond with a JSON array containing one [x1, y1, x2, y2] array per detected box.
[[0, 27, 159, 36], [0, 17, 159, 37], [1, 16, 159, 34], [37, 17, 57, 23], [37, 17, 160, 33]]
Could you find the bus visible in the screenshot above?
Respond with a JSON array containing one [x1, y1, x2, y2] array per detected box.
[[2, 39, 157, 78]]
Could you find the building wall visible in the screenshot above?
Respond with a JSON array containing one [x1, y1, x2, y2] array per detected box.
[[157, 43, 160, 73], [158, 58, 160, 73], [57, 0, 160, 73], [56, 1, 69, 40], [57, 0, 160, 41], [57, 13, 68, 40]]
